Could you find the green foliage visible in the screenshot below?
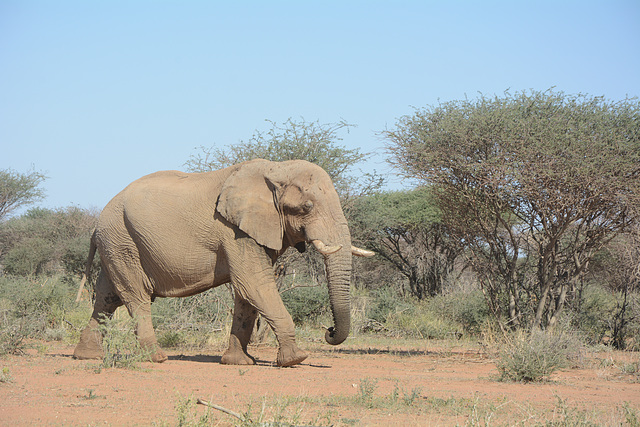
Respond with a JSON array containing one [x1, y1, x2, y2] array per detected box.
[[0, 168, 46, 221], [61, 234, 101, 284], [575, 285, 618, 344], [387, 304, 460, 340], [575, 285, 640, 350], [157, 330, 187, 349], [353, 187, 440, 231], [385, 89, 640, 330], [357, 377, 378, 407], [186, 118, 368, 194], [280, 284, 329, 325], [351, 188, 461, 299], [173, 395, 215, 427], [0, 207, 97, 277], [2, 237, 54, 276], [388, 384, 422, 407], [0, 321, 27, 356], [367, 288, 408, 324], [0, 367, 12, 383], [0, 275, 84, 355], [388, 90, 640, 202], [152, 287, 232, 349], [360, 289, 487, 339], [98, 313, 151, 369], [432, 290, 489, 336], [622, 402, 640, 427]]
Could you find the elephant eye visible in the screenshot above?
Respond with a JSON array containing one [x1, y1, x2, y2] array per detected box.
[[302, 200, 314, 213], [284, 199, 314, 215]]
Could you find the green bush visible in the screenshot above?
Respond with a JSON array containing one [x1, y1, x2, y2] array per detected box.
[[157, 330, 187, 348], [360, 289, 489, 339], [574, 285, 617, 345], [0, 276, 72, 330], [152, 287, 232, 349], [431, 290, 489, 336], [281, 284, 329, 325], [98, 314, 151, 369], [368, 288, 409, 324], [3, 237, 54, 276], [0, 275, 87, 355], [0, 207, 97, 277], [61, 234, 101, 287], [382, 298, 460, 339]]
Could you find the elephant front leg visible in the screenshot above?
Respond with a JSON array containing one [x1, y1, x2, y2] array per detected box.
[[221, 293, 258, 365], [244, 286, 309, 367], [227, 241, 308, 367]]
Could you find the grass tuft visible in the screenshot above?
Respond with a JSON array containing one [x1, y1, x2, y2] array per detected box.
[[494, 328, 582, 383]]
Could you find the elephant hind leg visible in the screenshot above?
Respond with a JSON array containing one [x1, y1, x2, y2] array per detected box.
[[125, 300, 168, 363], [74, 271, 123, 360], [221, 293, 258, 365]]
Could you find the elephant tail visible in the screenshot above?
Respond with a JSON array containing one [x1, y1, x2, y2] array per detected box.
[[75, 230, 97, 303]]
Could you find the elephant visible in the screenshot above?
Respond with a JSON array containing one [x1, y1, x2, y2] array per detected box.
[[73, 159, 374, 367]]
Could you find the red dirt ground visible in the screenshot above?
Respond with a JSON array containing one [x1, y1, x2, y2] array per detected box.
[[1, 340, 639, 426]]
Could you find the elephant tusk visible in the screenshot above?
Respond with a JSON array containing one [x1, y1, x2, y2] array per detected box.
[[311, 240, 342, 255], [352, 245, 375, 257]]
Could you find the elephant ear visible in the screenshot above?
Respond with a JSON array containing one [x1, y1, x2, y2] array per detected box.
[[216, 160, 285, 251]]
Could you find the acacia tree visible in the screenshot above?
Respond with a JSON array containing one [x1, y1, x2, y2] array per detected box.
[[587, 225, 640, 349], [185, 118, 367, 193], [385, 90, 640, 330], [0, 169, 46, 221], [350, 187, 461, 299], [0, 207, 98, 276]]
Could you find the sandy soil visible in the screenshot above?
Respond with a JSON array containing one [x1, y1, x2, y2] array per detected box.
[[1, 339, 639, 426]]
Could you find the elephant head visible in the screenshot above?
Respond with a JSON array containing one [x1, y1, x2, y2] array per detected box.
[[216, 159, 373, 345]]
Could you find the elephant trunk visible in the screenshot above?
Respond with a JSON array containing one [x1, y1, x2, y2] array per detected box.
[[323, 231, 352, 345]]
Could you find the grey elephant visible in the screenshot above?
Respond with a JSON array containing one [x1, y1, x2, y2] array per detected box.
[[73, 159, 373, 367]]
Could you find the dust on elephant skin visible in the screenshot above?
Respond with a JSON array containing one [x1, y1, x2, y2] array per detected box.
[[73, 159, 373, 367]]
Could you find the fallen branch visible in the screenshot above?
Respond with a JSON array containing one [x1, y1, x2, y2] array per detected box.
[[196, 398, 245, 421]]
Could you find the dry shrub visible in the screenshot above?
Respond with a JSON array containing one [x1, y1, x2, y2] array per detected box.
[[494, 328, 584, 382]]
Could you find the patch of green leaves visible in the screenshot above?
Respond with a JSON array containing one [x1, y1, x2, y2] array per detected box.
[[98, 314, 151, 369]]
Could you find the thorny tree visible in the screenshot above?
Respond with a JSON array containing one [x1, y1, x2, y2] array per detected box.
[[350, 187, 462, 299], [385, 90, 640, 330], [587, 224, 640, 349], [0, 169, 46, 222]]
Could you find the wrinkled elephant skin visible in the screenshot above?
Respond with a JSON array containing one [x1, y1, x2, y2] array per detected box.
[[73, 159, 373, 367]]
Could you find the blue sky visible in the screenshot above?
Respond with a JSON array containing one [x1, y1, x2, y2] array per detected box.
[[1, 1, 639, 212]]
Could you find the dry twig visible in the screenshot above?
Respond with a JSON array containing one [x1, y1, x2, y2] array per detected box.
[[196, 398, 245, 421]]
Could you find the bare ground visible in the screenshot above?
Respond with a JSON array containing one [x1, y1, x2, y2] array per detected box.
[[1, 338, 639, 426]]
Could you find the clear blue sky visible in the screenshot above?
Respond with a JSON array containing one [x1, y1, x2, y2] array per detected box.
[[2, 1, 639, 212]]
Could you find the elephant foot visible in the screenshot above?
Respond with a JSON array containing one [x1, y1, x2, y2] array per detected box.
[[276, 345, 308, 367], [148, 348, 168, 363], [220, 348, 256, 365], [73, 345, 104, 360], [140, 341, 168, 363], [73, 326, 104, 360]]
